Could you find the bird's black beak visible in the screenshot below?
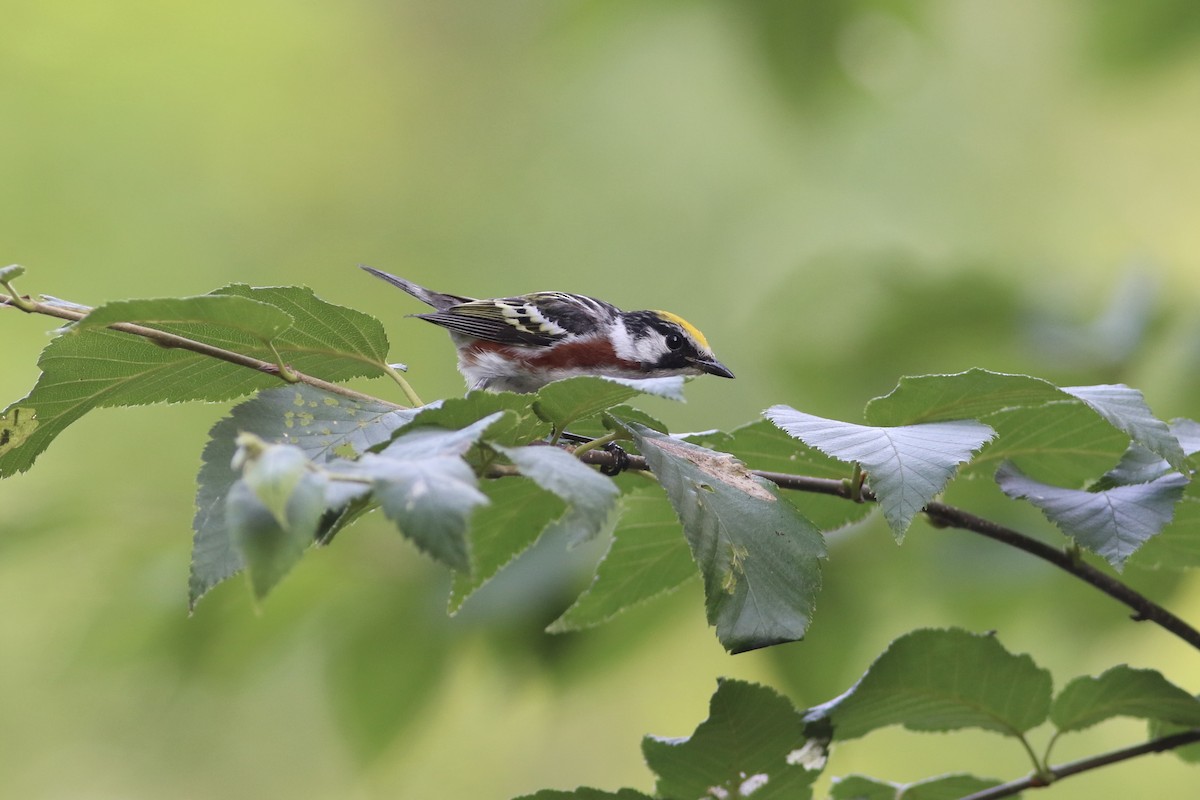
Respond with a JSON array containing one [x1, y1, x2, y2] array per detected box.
[[689, 357, 735, 379]]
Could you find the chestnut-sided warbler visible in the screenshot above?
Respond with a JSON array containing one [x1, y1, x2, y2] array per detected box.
[[361, 266, 734, 393]]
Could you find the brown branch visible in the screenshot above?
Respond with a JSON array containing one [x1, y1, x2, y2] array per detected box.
[[2, 292, 403, 408], [922, 502, 1200, 652], [958, 728, 1200, 800]]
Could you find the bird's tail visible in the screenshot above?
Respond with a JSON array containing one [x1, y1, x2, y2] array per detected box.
[[358, 265, 474, 311]]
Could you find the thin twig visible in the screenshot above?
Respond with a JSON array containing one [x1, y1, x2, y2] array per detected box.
[[957, 728, 1200, 800], [2, 293, 405, 408], [923, 501, 1200, 652], [382, 362, 424, 407]]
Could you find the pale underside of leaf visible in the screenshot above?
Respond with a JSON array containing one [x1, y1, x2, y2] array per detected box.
[[996, 461, 1189, 570], [764, 406, 994, 538], [190, 385, 415, 607]]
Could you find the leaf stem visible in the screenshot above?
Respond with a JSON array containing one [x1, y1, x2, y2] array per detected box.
[[322, 472, 373, 485], [1015, 733, 1048, 779], [2, 292, 405, 409], [268, 340, 301, 383], [957, 728, 1200, 800], [0, 282, 36, 312], [382, 362, 424, 407], [848, 462, 866, 503], [571, 431, 621, 458], [1042, 730, 1062, 766]]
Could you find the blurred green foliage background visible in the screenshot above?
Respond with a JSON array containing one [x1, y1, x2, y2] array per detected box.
[[3, 1, 1200, 797]]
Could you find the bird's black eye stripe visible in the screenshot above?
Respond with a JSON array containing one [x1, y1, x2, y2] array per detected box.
[[665, 332, 685, 350]]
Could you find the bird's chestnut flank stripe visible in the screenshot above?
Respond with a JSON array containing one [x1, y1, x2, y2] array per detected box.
[[463, 338, 641, 374]]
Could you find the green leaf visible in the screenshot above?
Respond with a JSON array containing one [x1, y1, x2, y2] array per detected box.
[[0, 406, 39, 455], [560, 404, 667, 440], [549, 488, 695, 632], [808, 628, 1052, 740], [496, 445, 619, 545], [1127, 481, 1200, 569], [325, 413, 507, 571], [3, 328, 266, 478], [831, 775, 897, 800], [1149, 717, 1200, 764], [512, 790, 654, 800], [191, 385, 414, 608], [865, 370, 1075, 425], [380, 410, 512, 459], [996, 461, 1189, 570], [397, 391, 549, 448], [624, 423, 826, 653], [764, 406, 994, 539], [642, 679, 820, 800], [831, 774, 1006, 800], [2, 284, 394, 478], [449, 479, 566, 613], [227, 471, 326, 599], [76, 295, 295, 342], [864, 370, 1185, 483], [970, 403, 1131, 485], [602, 405, 668, 434], [213, 284, 392, 377], [353, 454, 487, 572], [269, 385, 418, 459], [236, 436, 311, 526], [324, 580, 452, 765], [534, 375, 684, 431], [1051, 666, 1200, 733], [701, 420, 874, 531]]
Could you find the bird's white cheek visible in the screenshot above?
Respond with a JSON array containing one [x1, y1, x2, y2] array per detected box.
[[610, 324, 663, 364]]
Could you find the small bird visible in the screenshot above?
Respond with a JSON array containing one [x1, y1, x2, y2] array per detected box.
[[361, 266, 734, 393]]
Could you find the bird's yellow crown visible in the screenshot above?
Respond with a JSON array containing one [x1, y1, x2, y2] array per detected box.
[[652, 310, 710, 351]]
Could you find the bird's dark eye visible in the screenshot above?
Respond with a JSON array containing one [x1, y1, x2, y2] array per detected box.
[[665, 332, 685, 351]]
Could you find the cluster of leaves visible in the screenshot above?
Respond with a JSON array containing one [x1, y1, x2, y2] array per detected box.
[[3, 272, 1199, 796], [516, 628, 1200, 800], [192, 366, 1200, 654], [3, 280, 1200, 647], [0, 278, 395, 479], [767, 372, 1198, 571]]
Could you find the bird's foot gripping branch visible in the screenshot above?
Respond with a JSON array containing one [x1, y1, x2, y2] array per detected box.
[[3, 267, 1199, 798]]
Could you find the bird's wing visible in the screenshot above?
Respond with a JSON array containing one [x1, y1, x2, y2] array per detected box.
[[415, 299, 567, 347]]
